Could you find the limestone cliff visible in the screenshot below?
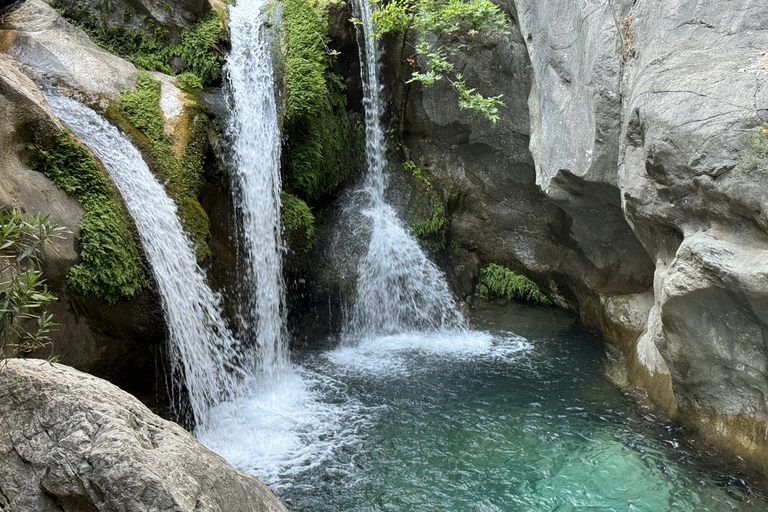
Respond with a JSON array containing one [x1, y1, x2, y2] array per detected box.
[[394, 0, 768, 471]]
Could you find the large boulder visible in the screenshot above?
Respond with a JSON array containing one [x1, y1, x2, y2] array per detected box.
[[1, 0, 138, 100], [0, 359, 287, 512]]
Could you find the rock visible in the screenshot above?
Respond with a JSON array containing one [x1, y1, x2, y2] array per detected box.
[[50, 0, 211, 38], [0, 359, 288, 512], [1, 0, 138, 100], [616, 0, 768, 468], [389, 0, 768, 471]]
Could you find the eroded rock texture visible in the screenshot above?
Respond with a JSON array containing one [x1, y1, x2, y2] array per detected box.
[[0, 360, 287, 511], [398, 0, 768, 469], [2, 0, 139, 100]]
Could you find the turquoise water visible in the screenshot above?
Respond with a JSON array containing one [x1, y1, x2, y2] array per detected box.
[[201, 301, 767, 511]]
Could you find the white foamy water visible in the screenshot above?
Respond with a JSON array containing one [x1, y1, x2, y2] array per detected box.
[[46, 95, 241, 429], [198, 329, 532, 489], [346, 0, 466, 338], [226, 0, 287, 381]]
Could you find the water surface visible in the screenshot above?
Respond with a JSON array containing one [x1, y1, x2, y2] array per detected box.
[[201, 301, 767, 511]]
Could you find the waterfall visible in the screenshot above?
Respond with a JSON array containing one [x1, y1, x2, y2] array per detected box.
[[347, 0, 467, 338], [45, 95, 241, 429], [226, 0, 287, 381]]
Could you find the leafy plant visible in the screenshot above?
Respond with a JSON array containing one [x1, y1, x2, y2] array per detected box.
[[365, 0, 508, 122], [283, 0, 364, 200], [404, 161, 449, 251], [50, 2, 226, 86], [478, 263, 549, 304], [29, 132, 149, 303], [0, 208, 67, 361]]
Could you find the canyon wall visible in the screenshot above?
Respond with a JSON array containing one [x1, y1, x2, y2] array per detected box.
[[397, 0, 768, 471]]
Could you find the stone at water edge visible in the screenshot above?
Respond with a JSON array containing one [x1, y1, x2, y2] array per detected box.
[[0, 359, 288, 512]]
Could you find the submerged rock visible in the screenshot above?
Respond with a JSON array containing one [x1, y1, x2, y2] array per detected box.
[[0, 359, 287, 512]]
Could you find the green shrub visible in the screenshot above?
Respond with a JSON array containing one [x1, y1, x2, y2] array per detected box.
[[478, 263, 549, 304], [29, 132, 149, 303], [367, 0, 507, 121], [404, 161, 449, 251], [0, 208, 66, 361], [118, 71, 212, 261], [281, 193, 315, 251], [51, 3, 226, 86]]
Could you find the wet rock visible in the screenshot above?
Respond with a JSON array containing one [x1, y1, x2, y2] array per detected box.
[[1, 0, 138, 100], [0, 359, 288, 512]]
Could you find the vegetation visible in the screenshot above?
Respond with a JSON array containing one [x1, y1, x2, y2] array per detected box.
[[404, 161, 449, 251], [283, 0, 364, 201], [281, 193, 316, 251], [51, 3, 227, 86], [366, 0, 508, 122], [478, 263, 549, 304], [738, 123, 768, 171], [30, 132, 149, 303], [117, 71, 212, 260], [0, 209, 66, 362]]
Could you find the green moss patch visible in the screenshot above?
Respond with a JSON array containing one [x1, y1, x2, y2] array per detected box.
[[281, 193, 315, 252], [117, 71, 212, 261], [403, 161, 449, 252], [738, 123, 768, 171], [283, 0, 363, 201], [30, 132, 149, 303], [478, 263, 549, 304]]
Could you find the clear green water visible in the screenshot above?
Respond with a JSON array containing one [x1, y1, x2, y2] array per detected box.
[[201, 301, 767, 511]]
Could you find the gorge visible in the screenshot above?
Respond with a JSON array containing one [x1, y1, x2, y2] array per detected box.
[[2, 0, 768, 509]]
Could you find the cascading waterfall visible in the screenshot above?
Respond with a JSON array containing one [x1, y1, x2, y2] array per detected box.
[[46, 95, 242, 429], [347, 0, 467, 338], [226, 0, 287, 381]]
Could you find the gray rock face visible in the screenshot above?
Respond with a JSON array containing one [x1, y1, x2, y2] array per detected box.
[[618, 0, 768, 460], [2, 0, 138, 100], [50, 0, 211, 37], [395, 0, 768, 469], [0, 359, 288, 512]]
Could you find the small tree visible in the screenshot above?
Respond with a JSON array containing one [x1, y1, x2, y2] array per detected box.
[[0, 208, 66, 364], [365, 0, 509, 122]]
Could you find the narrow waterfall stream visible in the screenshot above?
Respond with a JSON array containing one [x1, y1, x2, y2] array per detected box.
[[346, 0, 466, 338], [45, 95, 242, 429], [226, 0, 288, 381]]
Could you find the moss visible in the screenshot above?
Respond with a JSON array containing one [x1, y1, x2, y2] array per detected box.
[[29, 132, 149, 303], [403, 161, 449, 252], [50, 2, 226, 86], [117, 71, 212, 261], [738, 123, 768, 171], [478, 263, 549, 304], [281, 193, 315, 252], [282, 0, 363, 201]]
